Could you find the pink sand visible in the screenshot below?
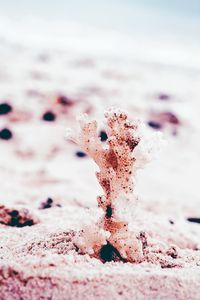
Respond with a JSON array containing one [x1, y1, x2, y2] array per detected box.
[[0, 23, 200, 299]]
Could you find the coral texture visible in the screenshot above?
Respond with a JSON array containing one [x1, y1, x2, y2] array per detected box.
[[67, 108, 154, 262]]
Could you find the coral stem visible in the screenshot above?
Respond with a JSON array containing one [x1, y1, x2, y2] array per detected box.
[[67, 108, 153, 262]]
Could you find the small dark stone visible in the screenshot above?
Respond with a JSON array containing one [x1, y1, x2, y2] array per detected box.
[[147, 121, 162, 130], [161, 112, 179, 125], [0, 103, 12, 115], [40, 197, 53, 209], [100, 242, 124, 262], [57, 95, 73, 106], [8, 218, 19, 227], [0, 206, 36, 227], [169, 219, 174, 225], [187, 217, 200, 224], [158, 94, 170, 101], [23, 220, 34, 227], [75, 151, 87, 158], [105, 206, 112, 218], [0, 128, 13, 140], [44, 203, 51, 209], [42, 111, 56, 121], [99, 130, 108, 142], [10, 219, 34, 227], [9, 210, 19, 218], [47, 198, 53, 204]]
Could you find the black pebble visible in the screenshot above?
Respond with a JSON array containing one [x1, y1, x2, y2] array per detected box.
[[22, 220, 34, 227], [169, 219, 174, 225], [147, 121, 162, 130], [75, 151, 87, 158], [100, 243, 123, 262], [187, 217, 200, 224], [41, 197, 53, 209], [106, 205, 112, 218], [42, 111, 56, 121], [9, 210, 19, 218], [9, 219, 34, 227], [0, 128, 13, 140], [99, 130, 108, 142], [0, 103, 12, 115], [8, 213, 34, 227]]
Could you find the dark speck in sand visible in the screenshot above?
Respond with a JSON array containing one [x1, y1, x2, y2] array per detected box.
[[57, 95, 74, 106], [187, 217, 200, 224], [0, 128, 13, 140], [40, 198, 62, 209], [169, 220, 174, 225], [9, 210, 19, 218], [42, 111, 56, 122], [76, 151, 87, 158], [100, 242, 125, 262], [99, 130, 108, 142], [0, 103, 12, 115], [160, 112, 180, 125], [10, 218, 34, 227], [147, 121, 162, 130], [40, 198, 53, 209], [105, 205, 112, 218], [158, 94, 170, 101], [7, 210, 34, 227]]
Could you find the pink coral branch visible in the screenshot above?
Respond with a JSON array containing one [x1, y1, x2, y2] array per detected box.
[[67, 108, 156, 262]]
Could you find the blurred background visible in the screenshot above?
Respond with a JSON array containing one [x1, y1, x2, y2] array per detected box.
[[0, 0, 200, 67], [0, 0, 199, 216]]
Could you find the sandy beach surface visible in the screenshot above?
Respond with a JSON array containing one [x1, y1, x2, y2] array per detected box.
[[0, 12, 200, 299]]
